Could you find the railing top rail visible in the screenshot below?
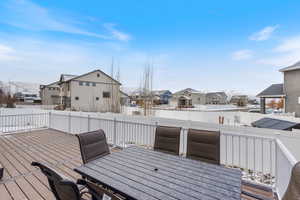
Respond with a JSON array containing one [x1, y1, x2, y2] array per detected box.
[[0, 113, 48, 117], [221, 131, 276, 140], [276, 138, 298, 166]]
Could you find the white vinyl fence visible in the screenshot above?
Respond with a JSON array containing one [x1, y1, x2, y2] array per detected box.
[[275, 139, 297, 199], [0, 110, 298, 195], [0, 112, 49, 133], [49, 112, 279, 185]]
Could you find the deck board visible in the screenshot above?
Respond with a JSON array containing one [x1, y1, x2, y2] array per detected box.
[[0, 129, 276, 200]]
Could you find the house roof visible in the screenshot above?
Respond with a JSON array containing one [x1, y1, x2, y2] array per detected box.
[[178, 95, 192, 100], [40, 81, 60, 89], [173, 88, 200, 95], [59, 69, 122, 85], [120, 90, 129, 97], [206, 92, 227, 98], [279, 61, 300, 72], [60, 74, 78, 82], [152, 90, 172, 95], [256, 84, 285, 97], [252, 118, 300, 130]]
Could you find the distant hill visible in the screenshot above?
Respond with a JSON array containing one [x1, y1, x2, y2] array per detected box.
[[0, 81, 40, 95]]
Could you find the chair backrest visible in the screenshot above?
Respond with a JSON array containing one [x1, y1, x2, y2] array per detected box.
[[31, 162, 81, 200], [186, 129, 220, 165], [283, 162, 300, 200], [154, 126, 181, 155], [76, 129, 110, 164]]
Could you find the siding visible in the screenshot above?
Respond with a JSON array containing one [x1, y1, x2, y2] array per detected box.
[[284, 70, 300, 117], [70, 71, 120, 112]]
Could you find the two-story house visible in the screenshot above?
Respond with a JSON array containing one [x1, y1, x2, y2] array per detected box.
[[40, 81, 60, 105], [205, 92, 228, 104], [257, 61, 300, 117], [170, 88, 206, 107], [151, 90, 172, 104], [41, 69, 121, 112]]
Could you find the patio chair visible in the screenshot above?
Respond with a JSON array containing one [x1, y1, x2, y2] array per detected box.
[[186, 129, 220, 165], [282, 161, 300, 200], [154, 126, 181, 155], [76, 129, 110, 164], [32, 162, 120, 200]]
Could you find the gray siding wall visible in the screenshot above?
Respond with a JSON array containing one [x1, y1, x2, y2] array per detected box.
[[69, 71, 120, 112], [284, 70, 300, 117], [41, 86, 60, 105]]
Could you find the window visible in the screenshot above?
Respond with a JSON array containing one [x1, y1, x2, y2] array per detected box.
[[75, 97, 79, 100], [85, 82, 90, 86], [97, 73, 100, 77], [79, 81, 83, 86], [92, 82, 96, 87], [103, 92, 110, 98], [96, 97, 99, 101]]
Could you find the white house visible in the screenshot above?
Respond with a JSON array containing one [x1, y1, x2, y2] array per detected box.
[[41, 69, 121, 112], [40, 82, 60, 105]]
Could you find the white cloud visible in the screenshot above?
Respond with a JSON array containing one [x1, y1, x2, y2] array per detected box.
[[231, 49, 253, 60], [249, 25, 279, 41], [104, 23, 131, 41], [0, 36, 163, 87], [0, 0, 130, 41], [258, 36, 300, 66], [0, 44, 18, 61]]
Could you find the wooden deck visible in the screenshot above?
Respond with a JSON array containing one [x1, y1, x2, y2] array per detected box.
[[0, 129, 276, 200]]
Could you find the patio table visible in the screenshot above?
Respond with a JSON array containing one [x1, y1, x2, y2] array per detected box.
[[74, 146, 242, 200]]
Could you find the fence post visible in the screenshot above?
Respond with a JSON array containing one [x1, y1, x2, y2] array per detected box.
[[68, 113, 71, 133], [113, 117, 117, 147], [49, 112, 52, 129], [87, 115, 90, 132]]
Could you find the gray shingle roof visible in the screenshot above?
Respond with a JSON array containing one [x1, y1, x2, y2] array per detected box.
[[279, 61, 300, 72], [60, 74, 77, 82], [252, 118, 300, 130], [257, 84, 285, 97], [173, 88, 199, 95]]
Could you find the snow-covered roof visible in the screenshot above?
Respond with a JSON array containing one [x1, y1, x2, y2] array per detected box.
[[173, 88, 200, 95]]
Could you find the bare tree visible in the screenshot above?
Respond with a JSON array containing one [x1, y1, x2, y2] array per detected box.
[[109, 57, 121, 113], [141, 62, 154, 116]]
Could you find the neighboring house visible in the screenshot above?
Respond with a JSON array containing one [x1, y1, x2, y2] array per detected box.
[[257, 61, 300, 117], [40, 82, 60, 105], [170, 88, 206, 107], [41, 69, 122, 112], [206, 92, 228, 104], [151, 90, 172, 104], [120, 91, 130, 106], [280, 62, 300, 117], [230, 95, 248, 106], [59, 70, 121, 112]]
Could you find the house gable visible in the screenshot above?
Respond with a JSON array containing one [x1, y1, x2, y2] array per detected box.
[[70, 70, 121, 85]]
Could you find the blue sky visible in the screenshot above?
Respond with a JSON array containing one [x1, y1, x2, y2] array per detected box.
[[1, 0, 300, 94]]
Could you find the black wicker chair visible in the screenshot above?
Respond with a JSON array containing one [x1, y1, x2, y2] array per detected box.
[[76, 129, 110, 164], [154, 126, 181, 155], [186, 129, 220, 165]]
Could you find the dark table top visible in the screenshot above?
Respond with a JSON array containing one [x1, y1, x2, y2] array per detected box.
[[74, 146, 242, 200]]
